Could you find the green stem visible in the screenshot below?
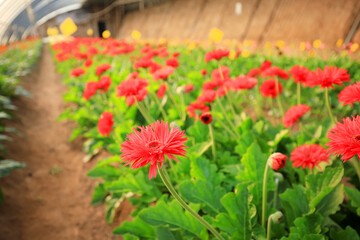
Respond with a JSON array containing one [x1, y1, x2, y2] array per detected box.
[[325, 88, 336, 124], [262, 158, 270, 227], [218, 62, 237, 121], [351, 157, 360, 182], [209, 124, 216, 159], [158, 167, 225, 240], [274, 78, 284, 117], [136, 100, 155, 124], [269, 97, 275, 123], [215, 97, 240, 139], [266, 215, 272, 240], [297, 82, 301, 105], [151, 91, 168, 119], [167, 83, 184, 121], [212, 113, 239, 139]]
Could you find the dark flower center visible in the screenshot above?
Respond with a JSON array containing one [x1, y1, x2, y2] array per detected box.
[[355, 135, 360, 141]]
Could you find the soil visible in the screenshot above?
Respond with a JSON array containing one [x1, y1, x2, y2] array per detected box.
[[0, 46, 132, 240]]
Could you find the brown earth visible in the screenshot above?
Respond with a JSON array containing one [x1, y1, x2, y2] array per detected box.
[[0, 46, 131, 240]]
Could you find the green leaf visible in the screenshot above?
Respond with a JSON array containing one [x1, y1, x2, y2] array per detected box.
[[344, 187, 360, 216], [190, 156, 221, 185], [305, 162, 344, 216], [139, 199, 208, 240], [284, 213, 324, 240], [330, 226, 360, 240], [235, 131, 254, 156], [87, 165, 122, 179], [0, 159, 26, 177], [113, 217, 155, 238], [91, 183, 107, 205], [237, 143, 274, 215], [156, 226, 182, 240], [279, 185, 309, 226], [179, 179, 225, 214], [214, 183, 255, 240]]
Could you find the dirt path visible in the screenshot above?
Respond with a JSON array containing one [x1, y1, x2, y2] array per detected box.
[[0, 46, 131, 240]]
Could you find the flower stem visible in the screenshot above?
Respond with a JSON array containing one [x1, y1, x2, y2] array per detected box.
[[351, 156, 360, 182], [274, 78, 284, 117], [136, 100, 155, 124], [269, 97, 275, 124], [217, 62, 237, 119], [324, 88, 336, 124], [262, 158, 270, 227], [209, 124, 216, 159], [266, 215, 272, 240], [150, 91, 168, 119], [215, 97, 240, 138], [167, 83, 184, 121], [273, 178, 279, 209], [297, 82, 301, 105], [212, 112, 238, 139], [158, 167, 225, 240]]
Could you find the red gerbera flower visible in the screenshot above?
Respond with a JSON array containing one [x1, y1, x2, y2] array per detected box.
[[290, 144, 330, 170], [199, 112, 213, 124], [259, 79, 283, 98], [196, 90, 217, 104], [268, 153, 287, 171], [70, 67, 85, 77], [173, 52, 180, 58], [338, 82, 360, 107], [306, 66, 350, 89], [120, 121, 187, 179], [232, 76, 258, 90], [96, 63, 111, 77], [133, 58, 153, 69], [247, 68, 261, 78], [205, 49, 230, 62], [282, 104, 311, 128], [262, 66, 289, 80], [289, 65, 310, 85], [326, 115, 360, 162], [83, 81, 98, 100], [84, 59, 93, 68], [152, 67, 174, 80], [186, 102, 210, 119], [157, 83, 167, 98], [116, 78, 149, 106], [165, 58, 179, 68], [201, 69, 207, 76], [260, 60, 272, 71], [184, 84, 194, 94], [149, 62, 162, 74], [97, 76, 111, 92], [97, 112, 114, 137]]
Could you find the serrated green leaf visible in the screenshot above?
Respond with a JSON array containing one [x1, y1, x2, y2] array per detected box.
[[330, 226, 360, 240], [344, 187, 360, 216], [190, 156, 221, 185], [214, 183, 255, 240], [87, 165, 122, 179], [284, 213, 324, 240], [113, 217, 155, 238], [156, 226, 182, 240], [139, 199, 208, 240], [279, 185, 309, 226], [91, 183, 107, 205], [234, 131, 254, 156]]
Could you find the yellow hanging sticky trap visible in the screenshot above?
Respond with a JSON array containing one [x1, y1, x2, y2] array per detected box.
[[336, 39, 344, 48], [87, 29, 94, 36], [47, 27, 59, 36], [102, 30, 111, 38], [350, 43, 359, 52], [60, 18, 77, 36], [208, 27, 224, 43], [131, 30, 141, 40]]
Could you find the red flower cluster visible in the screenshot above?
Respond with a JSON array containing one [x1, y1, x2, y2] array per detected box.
[[260, 60, 272, 71], [120, 121, 187, 179], [306, 66, 350, 89], [165, 58, 179, 68], [83, 76, 112, 100], [186, 102, 210, 119], [152, 67, 174, 80], [96, 63, 111, 77], [184, 84, 194, 93], [290, 144, 329, 170], [282, 104, 311, 128], [338, 82, 360, 106], [84, 59, 93, 68], [205, 49, 229, 62], [116, 77, 149, 106], [262, 66, 289, 80], [260, 79, 283, 98], [70, 67, 85, 77], [326, 115, 360, 162], [97, 112, 114, 137], [231, 76, 258, 90], [289, 65, 309, 85]]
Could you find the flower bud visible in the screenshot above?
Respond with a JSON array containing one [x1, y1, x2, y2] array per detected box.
[[274, 172, 284, 182], [199, 112, 213, 125], [270, 211, 283, 224], [268, 153, 287, 170]]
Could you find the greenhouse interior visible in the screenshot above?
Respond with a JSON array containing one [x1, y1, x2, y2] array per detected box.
[[0, 0, 360, 239]]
